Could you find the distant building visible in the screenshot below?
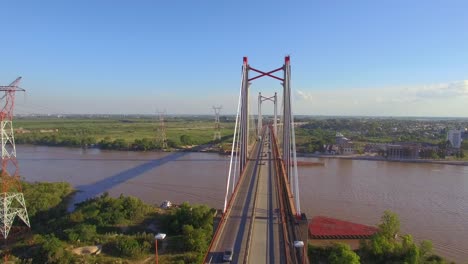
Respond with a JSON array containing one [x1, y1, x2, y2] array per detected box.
[[335, 132, 350, 145], [335, 132, 354, 155], [323, 144, 338, 155], [385, 144, 419, 160], [447, 130, 463, 148], [339, 143, 355, 155]]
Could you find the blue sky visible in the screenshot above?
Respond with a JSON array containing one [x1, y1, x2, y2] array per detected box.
[[1, 0, 468, 116]]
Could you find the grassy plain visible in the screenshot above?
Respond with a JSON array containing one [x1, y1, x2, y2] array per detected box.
[[14, 116, 468, 160], [15, 116, 235, 147]]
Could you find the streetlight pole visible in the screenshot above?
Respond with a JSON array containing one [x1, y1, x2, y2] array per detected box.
[[155, 239, 158, 264], [294, 240, 306, 264], [155, 233, 166, 264], [304, 244, 307, 264]]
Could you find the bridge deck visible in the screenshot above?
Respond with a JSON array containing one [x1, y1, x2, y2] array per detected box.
[[205, 128, 286, 263]]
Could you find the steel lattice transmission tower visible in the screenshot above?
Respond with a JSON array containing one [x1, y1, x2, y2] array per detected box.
[[0, 77, 30, 239], [212, 106, 222, 141], [157, 111, 168, 149]]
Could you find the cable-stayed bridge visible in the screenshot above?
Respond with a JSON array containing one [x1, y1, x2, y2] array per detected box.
[[204, 57, 309, 264]]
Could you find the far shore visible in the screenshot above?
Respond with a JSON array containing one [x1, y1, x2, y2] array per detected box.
[[18, 143, 468, 166], [298, 153, 468, 166]]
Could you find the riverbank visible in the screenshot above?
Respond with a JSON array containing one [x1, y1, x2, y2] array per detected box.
[[298, 153, 468, 166]]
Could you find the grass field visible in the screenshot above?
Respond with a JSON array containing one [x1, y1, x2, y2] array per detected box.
[[15, 116, 236, 147]]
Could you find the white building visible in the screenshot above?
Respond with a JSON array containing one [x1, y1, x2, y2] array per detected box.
[[447, 130, 463, 148], [336, 132, 350, 145]]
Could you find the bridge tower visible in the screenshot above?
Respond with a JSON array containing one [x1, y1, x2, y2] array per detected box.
[[0, 77, 30, 240], [258, 92, 277, 137], [282, 56, 301, 214], [225, 57, 301, 215]]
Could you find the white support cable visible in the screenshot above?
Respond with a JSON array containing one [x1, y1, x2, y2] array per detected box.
[[232, 121, 241, 193], [257, 92, 262, 137], [235, 79, 248, 192], [273, 92, 278, 137], [289, 69, 301, 216], [223, 69, 244, 213], [290, 111, 301, 215], [278, 94, 284, 148]]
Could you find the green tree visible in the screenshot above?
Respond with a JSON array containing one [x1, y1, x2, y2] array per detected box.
[[73, 192, 153, 226], [328, 243, 360, 264], [182, 224, 209, 252], [113, 236, 148, 258], [378, 210, 400, 240], [133, 138, 146, 150], [65, 224, 97, 242], [167, 139, 178, 148], [34, 234, 75, 264], [307, 136, 325, 153], [113, 138, 128, 150], [401, 234, 420, 264], [23, 182, 73, 218], [180, 134, 193, 145], [419, 240, 433, 259], [361, 211, 449, 263], [168, 202, 214, 234], [363, 210, 402, 261], [437, 140, 450, 159]]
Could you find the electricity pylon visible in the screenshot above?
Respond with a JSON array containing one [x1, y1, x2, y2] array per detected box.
[[0, 77, 30, 239], [212, 106, 222, 141], [157, 111, 168, 149]]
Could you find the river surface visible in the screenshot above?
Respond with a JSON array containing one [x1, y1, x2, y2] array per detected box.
[[16, 145, 468, 263]]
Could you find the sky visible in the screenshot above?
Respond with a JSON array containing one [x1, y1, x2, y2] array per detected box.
[[1, 0, 468, 116]]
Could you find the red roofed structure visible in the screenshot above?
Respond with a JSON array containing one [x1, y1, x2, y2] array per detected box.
[[309, 216, 378, 239]]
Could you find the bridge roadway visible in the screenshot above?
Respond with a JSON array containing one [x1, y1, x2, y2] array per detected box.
[[205, 127, 286, 263]]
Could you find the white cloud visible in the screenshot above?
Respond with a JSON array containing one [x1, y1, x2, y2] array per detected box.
[[293, 80, 468, 117], [404, 80, 468, 99], [295, 90, 313, 102]]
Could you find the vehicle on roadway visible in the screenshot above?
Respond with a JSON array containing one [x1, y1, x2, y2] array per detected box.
[[223, 248, 233, 262]]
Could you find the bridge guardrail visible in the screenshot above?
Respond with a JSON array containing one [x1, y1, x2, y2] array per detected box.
[[269, 125, 298, 217], [270, 125, 310, 264], [202, 129, 264, 263]]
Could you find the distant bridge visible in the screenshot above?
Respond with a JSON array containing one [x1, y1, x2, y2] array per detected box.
[[204, 57, 309, 264]]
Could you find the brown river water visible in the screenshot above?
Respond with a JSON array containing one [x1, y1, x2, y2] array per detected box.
[[16, 145, 468, 263]]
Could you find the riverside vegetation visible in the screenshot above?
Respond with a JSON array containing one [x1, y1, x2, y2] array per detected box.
[[14, 116, 468, 158], [4, 182, 215, 263], [3, 182, 452, 263], [14, 116, 234, 151]]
